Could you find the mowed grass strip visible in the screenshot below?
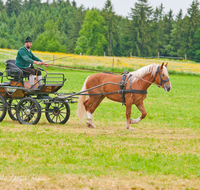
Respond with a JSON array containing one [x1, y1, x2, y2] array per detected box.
[[0, 66, 200, 189], [0, 122, 200, 177]]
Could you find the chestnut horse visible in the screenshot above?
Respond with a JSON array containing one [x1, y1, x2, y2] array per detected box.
[[77, 63, 171, 130]]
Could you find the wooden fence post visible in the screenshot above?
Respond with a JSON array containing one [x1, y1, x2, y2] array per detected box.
[[112, 58, 114, 68], [130, 52, 132, 58], [185, 54, 187, 61], [104, 52, 105, 57], [158, 52, 159, 59], [53, 55, 55, 65]]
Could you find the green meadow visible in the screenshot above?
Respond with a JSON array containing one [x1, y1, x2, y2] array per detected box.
[[0, 65, 200, 189]]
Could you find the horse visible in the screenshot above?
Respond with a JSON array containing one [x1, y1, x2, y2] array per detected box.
[[77, 63, 171, 130]]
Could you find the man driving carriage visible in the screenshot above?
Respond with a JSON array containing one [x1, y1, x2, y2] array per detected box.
[[15, 36, 49, 87]]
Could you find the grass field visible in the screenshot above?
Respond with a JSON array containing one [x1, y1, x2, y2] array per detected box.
[[0, 65, 200, 189]]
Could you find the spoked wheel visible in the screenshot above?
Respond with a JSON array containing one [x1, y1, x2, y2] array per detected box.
[[0, 95, 7, 122], [45, 100, 70, 124], [16, 97, 41, 124], [8, 98, 20, 121]]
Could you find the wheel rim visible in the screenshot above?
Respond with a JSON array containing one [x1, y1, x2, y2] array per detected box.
[[8, 99, 19, 121], [17, 98, 41, 124], [19, 101, 36, 123], [0, 99, 5, 114], [0, 95, 7, 122], [45, 101, 70, 124]]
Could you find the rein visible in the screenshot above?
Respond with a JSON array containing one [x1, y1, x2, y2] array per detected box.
[[65, 81, 147, 100], [132, 75, 162, 87], [65, 66, 170, 106], [78, 89, 147, 96]]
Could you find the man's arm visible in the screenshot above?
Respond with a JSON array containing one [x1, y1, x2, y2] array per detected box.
[[31, 52, 49, 67], [18, 49, 34, 64], [18, 48, 49, 67], [32, 53, 42, 62]]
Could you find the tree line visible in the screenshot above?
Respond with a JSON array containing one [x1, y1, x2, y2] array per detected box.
[[1, 0, 200, 61]]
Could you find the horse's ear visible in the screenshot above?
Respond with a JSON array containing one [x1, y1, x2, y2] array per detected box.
[[160, 62, 164, 69], [165, 62, 168, 68]]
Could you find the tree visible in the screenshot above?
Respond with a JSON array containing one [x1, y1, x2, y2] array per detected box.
[[0, 0, 200, 59], [194, 28, 200, 61], [161, 9, 174, 56], [0, 0, 4, 11], [67, 6, 85, 53], [129, 0, 153, 57], [187, 0, 200, 59], [101, 0, 117, 56], [166, 9, 185, 57], [72, 0, 76, 8], [152, 3, 166, 55], [75, 9, 107, 55], [32, 20, 66, 52], [121, 17, 133, 56], [6, 0, 22, 17]]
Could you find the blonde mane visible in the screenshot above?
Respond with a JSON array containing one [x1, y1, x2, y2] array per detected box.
[[128, 64, 168, 83]]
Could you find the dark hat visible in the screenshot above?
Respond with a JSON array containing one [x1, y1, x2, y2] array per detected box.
[[24, 36, 32, 43]]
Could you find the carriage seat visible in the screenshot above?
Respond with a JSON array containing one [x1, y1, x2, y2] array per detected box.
[[5, 59, 27, 80]]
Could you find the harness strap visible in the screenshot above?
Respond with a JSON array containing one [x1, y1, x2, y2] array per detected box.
[[120, 73, 131, 105], [119, 89, 147, 94], [130, 76, 133, 97], [154, 66, 170, 86], [78, 89, 147, 96], [120, 74, 126, 105]]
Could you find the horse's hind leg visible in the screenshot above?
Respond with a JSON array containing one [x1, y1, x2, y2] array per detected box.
[[84, 95, 105, 128], [130, 102, 147, 124], [126, 102, 134, 130]]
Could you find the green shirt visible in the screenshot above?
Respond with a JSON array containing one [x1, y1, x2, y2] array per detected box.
[[15, 46, 42, 68]]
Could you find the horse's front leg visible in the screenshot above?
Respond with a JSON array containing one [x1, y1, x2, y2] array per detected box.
[[130, 102, 147, 124], [126, 102, 134, 130]]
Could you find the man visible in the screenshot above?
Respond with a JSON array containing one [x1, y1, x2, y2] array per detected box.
[[15, 36, 49, 88]]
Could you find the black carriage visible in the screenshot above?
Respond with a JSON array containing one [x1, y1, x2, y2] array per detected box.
[[0, 60, 77, 125]]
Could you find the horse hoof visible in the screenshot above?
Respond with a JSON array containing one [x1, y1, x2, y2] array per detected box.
[[87, 123, 96, 128], [127, 127, 134, 131]]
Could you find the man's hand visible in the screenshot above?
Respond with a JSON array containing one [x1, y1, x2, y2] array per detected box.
[[34, 61, 42, 66], [34, 61, 49, 67], [41, 62, 49, 67]]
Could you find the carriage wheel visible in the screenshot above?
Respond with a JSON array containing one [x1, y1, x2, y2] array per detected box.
[[0, 95, 7, 122], [16, 97, 41, 124], [45, 100, 70, 124], [8, 98, 19, 121]]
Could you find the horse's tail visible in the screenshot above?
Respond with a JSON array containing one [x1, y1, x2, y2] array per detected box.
[[77, 76, 89, 121]]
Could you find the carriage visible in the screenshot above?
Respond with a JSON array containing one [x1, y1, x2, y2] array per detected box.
[[0, 60, 77, 125], [0, 60, 171, 129]]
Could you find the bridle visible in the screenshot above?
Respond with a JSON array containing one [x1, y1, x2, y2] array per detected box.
[[153, 66, 170, 86], [130, 66, 170, 88]]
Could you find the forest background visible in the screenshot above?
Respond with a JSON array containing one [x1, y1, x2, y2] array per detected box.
[[1, 0, 200, 62]]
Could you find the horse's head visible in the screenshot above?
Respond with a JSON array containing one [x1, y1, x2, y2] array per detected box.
[[154, 62, 171, 92]]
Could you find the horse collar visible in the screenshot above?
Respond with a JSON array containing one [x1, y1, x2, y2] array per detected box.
[[154, 66, 170, 86]]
